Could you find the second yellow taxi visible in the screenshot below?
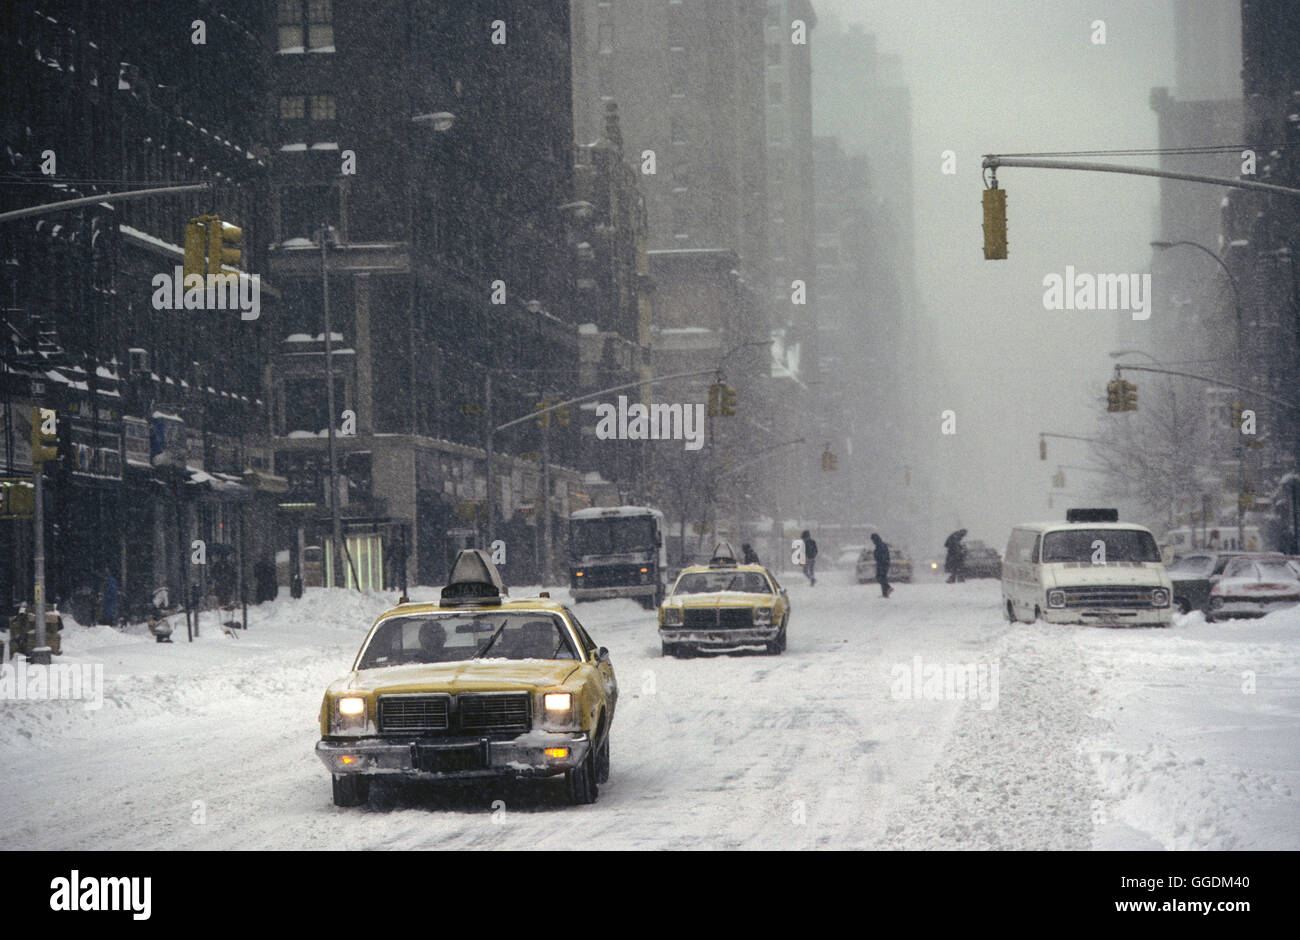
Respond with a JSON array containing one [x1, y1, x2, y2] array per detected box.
[[658, 542, 791, 656]]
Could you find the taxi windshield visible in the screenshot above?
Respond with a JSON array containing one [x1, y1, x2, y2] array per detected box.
[[673, 570, 771, 595], [357, 611, 578, 668]]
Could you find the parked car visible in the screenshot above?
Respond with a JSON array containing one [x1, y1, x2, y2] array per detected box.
[[963, 540, 1002, 580], [1207, 554, 1300, 621], [855, 545, 913, 584], [315, 549, 618, 806], [659, 542, 790, 656], [1166, 550, 1244, 615], [837, 544, 867, 572]]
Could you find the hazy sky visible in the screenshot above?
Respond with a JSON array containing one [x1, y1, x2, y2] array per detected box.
[[812, 0, 1182, 547]]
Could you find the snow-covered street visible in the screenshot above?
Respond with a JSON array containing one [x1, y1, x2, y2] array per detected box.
[[2, 575, 1297, 850]]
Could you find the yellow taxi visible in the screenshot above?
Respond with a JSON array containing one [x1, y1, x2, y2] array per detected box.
[[658, 542, 791, 656], [316, 549, 618, 806]]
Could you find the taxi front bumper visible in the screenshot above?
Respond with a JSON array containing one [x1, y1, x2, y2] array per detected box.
[[316, 731, 590, 779], [659, 626, 781, 648]]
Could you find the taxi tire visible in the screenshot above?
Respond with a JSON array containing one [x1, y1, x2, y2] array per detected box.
[[332, 774, 370, 807], [766, 622, 787, 654], [661, 641, 678, 657], [596, 734, 610, 784], [565, 746, 599, 805]]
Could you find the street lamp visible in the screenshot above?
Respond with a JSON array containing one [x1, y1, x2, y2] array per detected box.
[[1151, 239, 1245, 547], [411, 112, 456, 133], [1108, 349, 1160, 363]]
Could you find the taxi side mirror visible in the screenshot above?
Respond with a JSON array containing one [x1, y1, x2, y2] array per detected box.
[[597, 646, 610, 663]]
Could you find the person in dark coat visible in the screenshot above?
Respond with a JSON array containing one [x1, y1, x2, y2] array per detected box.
[[98, 569, 119, 625], [800, 529, 818, 586], [944, 529, 967, 583], [871, 533, 892, 597], [741, 543, 761, 565]]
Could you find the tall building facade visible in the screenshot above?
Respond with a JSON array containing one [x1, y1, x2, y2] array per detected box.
[[267, 0, 583, 586], [1, 0, 280, 620]]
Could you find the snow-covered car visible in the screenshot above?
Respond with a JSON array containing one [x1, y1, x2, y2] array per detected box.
[[962, 540, 1002, 579], [658, 542, 790, 656], [315, 549, 618, 807], [855, 546, 913, 583], [1207, 554, 1300, 621], [1167, 550, 1243, 615]]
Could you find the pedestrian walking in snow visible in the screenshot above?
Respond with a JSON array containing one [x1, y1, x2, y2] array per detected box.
[[800, 529, 818, 586], [944, 529, 967, 583], [871, 533, 892, 597]]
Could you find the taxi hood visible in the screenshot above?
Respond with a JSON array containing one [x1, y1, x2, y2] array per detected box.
[[335, 659, 582, 696]]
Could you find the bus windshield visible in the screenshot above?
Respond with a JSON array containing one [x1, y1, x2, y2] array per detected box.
[[569, 517, 657, 556]]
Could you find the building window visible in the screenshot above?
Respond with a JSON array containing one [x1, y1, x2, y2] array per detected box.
[[278, 0, 333, 52], [310, 94, 337, 122], [279, 95, 306, 120], [284, 377, 345, 435]]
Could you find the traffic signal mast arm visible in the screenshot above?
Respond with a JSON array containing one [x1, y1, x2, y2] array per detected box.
[[494, 368, 719, 432], [981, 155, 1300, 200], [1113, 364, 1300, 412], [0, 182, 212, 225]]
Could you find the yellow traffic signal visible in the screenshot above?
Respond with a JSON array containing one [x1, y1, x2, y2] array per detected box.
[[708, 383, 722, 417], [1039, 437, 1047, 461], [982, 187, 1008, 260], [1122, 380, 1138, 411], [183, 216, 209, 282], [207, 218, 241, 277], [1106, 379, 1123, 412], [535, 399, 551, 429], [721, 384, 737, 417], [30, 407, 57, 465], [0, 480, 35, 517], [821, 449, 837, 472]]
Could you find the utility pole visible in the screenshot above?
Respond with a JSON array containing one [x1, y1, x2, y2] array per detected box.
[[484, 371, 494, 547], [320, 224, 344, 589], [30, 456, 48, 665], [540, 402, 553, 588]]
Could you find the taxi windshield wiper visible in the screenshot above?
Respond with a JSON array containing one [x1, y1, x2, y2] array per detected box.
[[474, 619, 509, 659]]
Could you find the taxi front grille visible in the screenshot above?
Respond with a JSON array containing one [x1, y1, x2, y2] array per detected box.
[[1062, 586, 1154, 608], [459, 693, 530, 733], [378, 695, 450, 733], [683, 608, 754, 628]]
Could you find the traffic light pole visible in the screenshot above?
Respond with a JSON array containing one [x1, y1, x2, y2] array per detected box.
[[1112, 365, 1300, 412], [30, 464, 49, 665]]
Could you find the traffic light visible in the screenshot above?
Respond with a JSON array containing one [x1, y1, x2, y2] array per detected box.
[[556, 404, 570, 428], [1039, 437, 1047, 461], [1229, 402, 1244, 428], [207, 217, 241, 277], [708, 383, 722, 417], [982, 187, 1008, 260], [30, 407, 57, 465], [821, 449, 837, 472], [721, 384, 737, 417], [183, 216, 210, 282], [1121, 380, 1138, 411], [535, 398, 551, 429], [1106, 379, 1123, 412]]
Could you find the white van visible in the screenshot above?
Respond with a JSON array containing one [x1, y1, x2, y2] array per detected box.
[[1002, 510, 1173, 627]]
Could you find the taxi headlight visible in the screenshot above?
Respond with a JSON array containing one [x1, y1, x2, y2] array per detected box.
[[338, 696, 365, 716], [1150, 588, 1169, 608], [662, 607, 682, 626], [544, 692, 573, 713], [1210, 596, 1224, 610], [1047, 590, 1066, 609], [753, 607, 773, 625], [332, 696, 368, 734]]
